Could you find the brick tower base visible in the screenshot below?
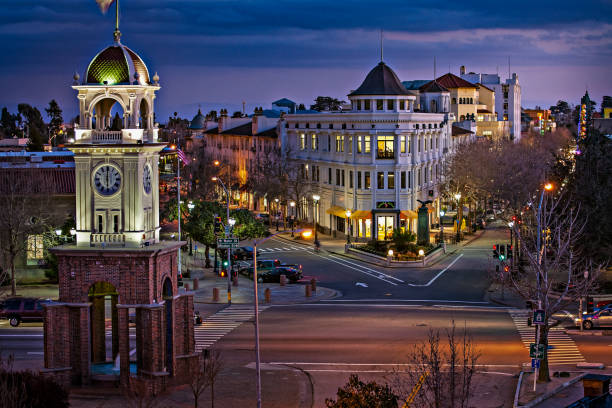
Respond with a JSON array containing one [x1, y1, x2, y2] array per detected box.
[[43, 241, 198, 394]]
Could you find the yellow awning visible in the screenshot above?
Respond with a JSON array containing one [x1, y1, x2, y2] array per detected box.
[[350, 210, 372, 219], [326, 205, 350, 218], [400, 210, 418, 219]]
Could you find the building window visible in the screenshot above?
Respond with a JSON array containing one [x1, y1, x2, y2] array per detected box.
[[364, 100, 371, 110], [316, 166, 320, 181], [329, 124, 334, 129], [336, 169, 341, 185], [348, 136, 352, 153], [97, 214, 104, 233], [387, 172, 395, 189], [328, 167, 332, 184], [415, 124, 419, 129], [357, 171, 362, 189], [357, 100, 361, 110], [27, 235, 44, 261], [430, 137, 433, 149], [364, 172, 370, 189], [342, 169, 345, 186], [299, 133, 306, 150], [377, 171, 384, 189], [418, 169, 422, 186], [306, 123, 310, 128], [364, 136, 371, 153], [387, 100, 394, 110], [311, 134, 318, 150], [376, 99, 384, 110], [113, 215, 119, 233], [503, 103, 508, 110], [312, 165, 317, 181], [401, 171, 406, 189], [424, 167, 428, 183], [336, 135, 344, 152], [400, 100, 405, 110], [349, 171, 353, 188], [470, 98, 473, 104], [504, 92, 508, 99], [418, 137, 421, 153], [376, 135, 394, 159], [400, 135, 406, 153], [452, 97, 457, 105], [357, 135, 363, 153], [327, 135, 331, 151]]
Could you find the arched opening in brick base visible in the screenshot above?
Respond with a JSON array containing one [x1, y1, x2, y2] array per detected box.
[[162, 277, 173, 374], [88, 281, 119, 364]]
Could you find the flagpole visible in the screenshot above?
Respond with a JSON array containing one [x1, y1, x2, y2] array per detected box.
[[115, 0, 119, 32]]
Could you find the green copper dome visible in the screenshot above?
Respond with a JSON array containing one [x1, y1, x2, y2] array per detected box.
[[85, 43, 151, 86]]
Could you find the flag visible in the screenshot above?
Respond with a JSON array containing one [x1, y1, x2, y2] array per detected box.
[[176, 148, 189, 166], [96, 0, 115, 14]]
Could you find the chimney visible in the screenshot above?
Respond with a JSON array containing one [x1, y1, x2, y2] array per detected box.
[[460, 65, 466, 75], [218, 109, 228, 132], [252, 114, 259, 136]]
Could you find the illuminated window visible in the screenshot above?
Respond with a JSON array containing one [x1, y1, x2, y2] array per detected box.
[[387, 172, 395, 189], [299, 134, 306, 150], [377, 172, 384, 189], [357, 135, 363, 153], [27, 235, 44, 261], [364, 136, 371, 153], [400, 135, 406, 153], [376, 135, 394, 159], [311, 134, 318, 150], [335, 135, 344, 152], [364, 172, 370, 189]]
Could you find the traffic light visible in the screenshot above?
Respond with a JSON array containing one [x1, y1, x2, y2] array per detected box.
[[507, 244, 513, 259], [214, 216, 222, 233], [499, 244, 506, 260], [504, 265, 510, 273], [493, 245, 499, 258], [222, 260, 229, 268]]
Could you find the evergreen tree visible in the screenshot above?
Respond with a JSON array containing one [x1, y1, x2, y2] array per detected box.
[[18, 104, 47, 151], [45, 100, 63, 146], [0, 107, 19, 139]]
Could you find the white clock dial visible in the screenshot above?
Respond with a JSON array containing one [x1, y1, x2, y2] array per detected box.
[[143, 164, 152, 194], [93, 165, 121, 196]]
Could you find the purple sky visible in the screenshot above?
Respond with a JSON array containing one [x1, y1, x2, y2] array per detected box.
[[1, 0, 610, 122]]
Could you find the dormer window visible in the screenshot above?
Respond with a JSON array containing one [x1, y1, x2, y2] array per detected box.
[[364, 100, 371, 110], [357, 100, 362, 110], [387, 100, 394, 110], [400, 100, 405, 110], [376, 100, 384, 110]]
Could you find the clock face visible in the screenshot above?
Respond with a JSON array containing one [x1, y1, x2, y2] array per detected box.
[[143, 164, 152, 194], [93, 165, 121, 196]]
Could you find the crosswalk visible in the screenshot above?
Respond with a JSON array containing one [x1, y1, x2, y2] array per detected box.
[[258, 245, 312, 254], [194, 305, 269, 352], [509, 309, 585, 365]]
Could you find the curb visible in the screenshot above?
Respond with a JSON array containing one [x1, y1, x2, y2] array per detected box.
[[565, 329, 606, 336], [515, 371, 587, 408], [192, 286, 341, 306]]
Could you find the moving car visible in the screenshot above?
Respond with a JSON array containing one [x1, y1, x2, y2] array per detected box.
[[247, 266, 303, 283], [576, 307, 612, 330], [239, 259, 302, 276], [0, 297, 54, 327], [233, 246, 260, 261]]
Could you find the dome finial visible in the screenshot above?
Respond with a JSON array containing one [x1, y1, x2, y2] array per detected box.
[[153, 72, 159, 85], [73, 71, 80, 85], [112, 0, 121, 43]]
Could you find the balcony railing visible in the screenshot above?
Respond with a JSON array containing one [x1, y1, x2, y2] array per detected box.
[[376, 149, 395, 160], [90, 233, 125, 246], [91, 131, 123, 143]]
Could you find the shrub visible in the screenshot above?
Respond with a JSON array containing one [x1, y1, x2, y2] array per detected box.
[[325, 374, 398, 408], [0, 367, 69, 408]]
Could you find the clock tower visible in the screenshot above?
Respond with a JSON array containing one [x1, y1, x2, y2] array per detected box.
[[43, 26, 197, 393]]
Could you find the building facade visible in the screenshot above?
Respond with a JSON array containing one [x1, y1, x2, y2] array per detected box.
[[283, 62, 457, 241], [460, 66, 522, 140]]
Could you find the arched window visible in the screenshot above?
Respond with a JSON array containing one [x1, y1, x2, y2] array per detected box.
[[452, 98, 456, 105], [469, 98, 473, 104]]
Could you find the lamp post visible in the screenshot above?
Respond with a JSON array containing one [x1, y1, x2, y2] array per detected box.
[[187, 201, 195, 255], [345, 210, 352, 244], [534, 182, 553, 387], [290, 201, 296, 237], [252, 228, 312, 408], [312, 194, 320, 248], [454, 193, 462, 242], [212, 175, 232, 304], [55, 228, 76, 243], [580, 269, 588, 332], [508, 220, 514, 270], [274, 198, 280, 231], [439, 210, 445, 243]]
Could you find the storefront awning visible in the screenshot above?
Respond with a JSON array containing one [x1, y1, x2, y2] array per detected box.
[[326, 205, 350, 218], [350, 210, 372, 219], [400, 210, 418, 219]]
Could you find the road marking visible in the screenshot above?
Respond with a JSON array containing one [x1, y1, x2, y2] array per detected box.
[[325, 255, 404, 283], [408, 254, 464, 287], [327, 299, 489, 304], [27, 352, 44, 355], [355, 282, 368, 287], [268, 362, 521, 368], [194, 305, 268, 352], [508, 309, 585, 364], [0, 334, 44, 337], [311, 252, 399, 286]]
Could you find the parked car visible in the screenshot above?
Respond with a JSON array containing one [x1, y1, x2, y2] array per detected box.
[[247, 266, 303, 283], [239, 259, 302, 275], [576, 307, 612, 330], [0, 297, 54, 327], [233, 246, 260, 261], [255, 213, 270, 223], [485, 210, 495, 221]]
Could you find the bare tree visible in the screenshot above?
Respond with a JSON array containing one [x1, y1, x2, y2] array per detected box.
[[124, 377, 162, 408], [509, 191, 602, 382], [0, 170, 52, 296], [388, 321, 480, 408], [189, 349, 224, 408]]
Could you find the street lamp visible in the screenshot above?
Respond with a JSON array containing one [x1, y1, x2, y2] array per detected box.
[[454, 193, 462, 242], [439, 210, 445, 243], [252, 228, 312, 408], [290, 201, 296, 237], [187, 201, 195, 255], [274, 198, 280, 231], [212, 176, 232, 304], [345, 210, 352, 244], [312, 195, 320, 248]]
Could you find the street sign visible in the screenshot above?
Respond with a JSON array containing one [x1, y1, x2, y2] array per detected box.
[[531, 358, 540, 369], [217, 238, 239, 249], [224, 225, 230, 235], [529, 343, 546, 359], [533, 309, 545, 325]]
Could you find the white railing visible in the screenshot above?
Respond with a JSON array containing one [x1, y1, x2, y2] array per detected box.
[[90, 233, 125, 246], [92, 131, 123, 143]]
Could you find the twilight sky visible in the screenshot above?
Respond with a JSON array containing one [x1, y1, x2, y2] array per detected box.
[[1, 0, 611, 122]]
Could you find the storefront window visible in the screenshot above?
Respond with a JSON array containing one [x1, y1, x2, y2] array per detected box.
[[27, 235, 44, 264], [377, 216, 394, 240]]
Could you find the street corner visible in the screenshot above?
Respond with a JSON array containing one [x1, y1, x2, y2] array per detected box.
[[263, 282, 341, 305]]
